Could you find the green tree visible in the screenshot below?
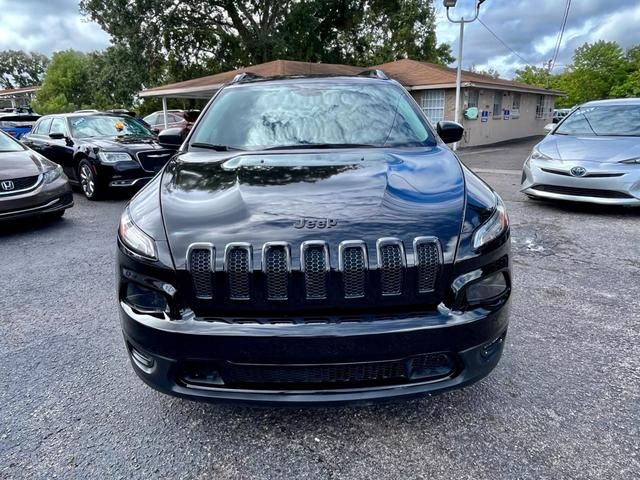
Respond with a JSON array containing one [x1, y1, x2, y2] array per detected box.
[[0, 50, 49, 89], [32, 51, 93, 114], [513, 65, 554, 87], [610, 45, 640, 97]]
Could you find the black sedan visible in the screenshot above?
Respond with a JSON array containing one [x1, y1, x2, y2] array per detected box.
[[22, 113, 175, 200], [0, 130, 73, 222], [117, 72, 511, 406]]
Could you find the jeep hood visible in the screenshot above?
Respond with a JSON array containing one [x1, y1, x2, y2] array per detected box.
[[160, 148, 466, 269]]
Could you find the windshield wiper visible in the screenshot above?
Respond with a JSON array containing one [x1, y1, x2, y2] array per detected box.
[[190, 142, 244, 151], [263, 143, 379, 150]]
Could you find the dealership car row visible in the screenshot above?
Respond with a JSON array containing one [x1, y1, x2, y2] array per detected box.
[[1, 73, 638, 405]]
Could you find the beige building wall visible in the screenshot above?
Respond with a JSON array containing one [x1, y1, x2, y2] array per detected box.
[[411, 87, 557, 147]]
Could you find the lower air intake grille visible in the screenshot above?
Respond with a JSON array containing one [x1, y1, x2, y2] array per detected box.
[[302, 242, 328, 299], [532, 184, 633, 199], [226, 245, 251, 300], [188, 246, 214, 299], [377, 239, 405, 296], [415, 238, 441, 293], [264, 244, 289, 300], [340, 241, 367, 298]]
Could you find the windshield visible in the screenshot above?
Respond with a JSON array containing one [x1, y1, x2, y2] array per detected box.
[[555, 105, 640, 136], [0, 131, 25, 152], [69, 115, 153, 139], [190, 81, 435, 150]]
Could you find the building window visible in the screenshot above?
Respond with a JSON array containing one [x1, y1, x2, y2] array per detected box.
[[536, 95, 545, 119], [492, 91, 502, 119], [468, 89, 479, 108], [544, 96, 553, 119], [512, 93, 521, 118], [420, 90, 445, 123]]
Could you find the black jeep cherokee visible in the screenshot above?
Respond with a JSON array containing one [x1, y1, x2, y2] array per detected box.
[[117, 72, 511, 406]]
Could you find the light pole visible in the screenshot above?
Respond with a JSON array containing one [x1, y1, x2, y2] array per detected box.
[[444, 0, 486, 150]]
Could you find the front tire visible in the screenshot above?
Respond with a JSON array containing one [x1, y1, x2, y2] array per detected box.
[[78, 160, 104, 200]]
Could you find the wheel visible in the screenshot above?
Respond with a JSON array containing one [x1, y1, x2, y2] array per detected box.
[[78, 160, 104, 200]]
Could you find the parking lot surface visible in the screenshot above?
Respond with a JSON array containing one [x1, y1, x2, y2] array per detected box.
[[1, 137, 638, 479]]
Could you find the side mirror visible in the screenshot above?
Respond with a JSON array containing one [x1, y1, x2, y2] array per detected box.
[[437, 121, 464, 144], [544, 123, 554, 133], [158, 127, 187, 148], [49, 132, 65, 140]]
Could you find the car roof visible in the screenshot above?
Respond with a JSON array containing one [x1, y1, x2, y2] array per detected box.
[[582, 98, 640, 107], [224, 75, 397, 90]]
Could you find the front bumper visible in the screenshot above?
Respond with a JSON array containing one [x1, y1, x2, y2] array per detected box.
[[120, 300, 510, 406], [520, 157, 640, 206], [0, 177, 73, 221]]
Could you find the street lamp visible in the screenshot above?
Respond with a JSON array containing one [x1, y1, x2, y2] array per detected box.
[[444, 0, 486, 150]]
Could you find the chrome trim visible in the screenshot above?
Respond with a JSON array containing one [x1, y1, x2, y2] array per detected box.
[[135, 150, 174, 173], [375, 237, 406, 297], [261, 242, 292, 273], [109, 177, 153, 187], [0, 198, 61, 217], [300, 240, 330, 300], [186, 243, 215, 300], [300, 240, 330, 272], [338, 240, 368, 299], [413, 236, 442, 293], [0, 174, 43, 196], [224, 242, 253, 301]]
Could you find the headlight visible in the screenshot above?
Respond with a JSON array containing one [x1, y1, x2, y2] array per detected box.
[[530, 147, 553, 161], [472, 196, 509, 251], [99, 151, 132, 164], [465, 272, 508, 304], [118, 208, 158, 260], [43, 164, 64, 184], [619, 157, 640, 164]]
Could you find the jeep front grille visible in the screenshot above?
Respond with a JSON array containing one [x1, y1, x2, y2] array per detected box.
[[187, 244, 214, 299], [187, 237, 442, 303], [301, 241, 329, 299], [263, 243, 290, 300], [225, 244, 252, 300], [414, 237, 441, 293], [377, 238, 405, 296]]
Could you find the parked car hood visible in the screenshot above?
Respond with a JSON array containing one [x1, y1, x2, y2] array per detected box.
[[77, 135, 164, 152], [540, 134, 640, 163], [160, 147, 466, 269], [0, 149, 52, 180]]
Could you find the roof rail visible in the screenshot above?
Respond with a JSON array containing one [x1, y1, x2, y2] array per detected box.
[[357, 69, 389, 80], [231, 72, 262, 84]]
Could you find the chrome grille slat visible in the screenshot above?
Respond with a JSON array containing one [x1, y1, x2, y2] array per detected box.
[[301, 241, 329, 300], [376, 238, 405, 296], [263, 243, 290, 300], [339, 240, 368, 298], [414, 237, 441, 293], [225, 243, 252, 300], [187, 244, 214, 300]]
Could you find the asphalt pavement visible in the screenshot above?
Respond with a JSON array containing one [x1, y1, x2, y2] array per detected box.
[[1, 137, 638, 479]]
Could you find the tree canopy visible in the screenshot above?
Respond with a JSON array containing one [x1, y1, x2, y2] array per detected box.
[[0, 50, 49, 89]]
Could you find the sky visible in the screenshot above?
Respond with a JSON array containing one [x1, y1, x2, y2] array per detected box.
[[0, 0, 639, 79]]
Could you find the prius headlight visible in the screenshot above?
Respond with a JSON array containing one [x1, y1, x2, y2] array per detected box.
[[530, 146, 553, 161], [99, 151, 132, 164], [43, 164, 64, 184], [473, 196, 509, 251], [118, 208, 158, 260], [619, 157, 640, 164]]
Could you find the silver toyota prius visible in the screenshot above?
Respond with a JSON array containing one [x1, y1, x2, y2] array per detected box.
[[520, 98, 640, 206]]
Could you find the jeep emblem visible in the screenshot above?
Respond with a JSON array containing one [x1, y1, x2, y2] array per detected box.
[[294, 218, 338, 229]]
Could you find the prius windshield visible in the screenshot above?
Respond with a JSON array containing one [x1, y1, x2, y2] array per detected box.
[[0, 130, 24, 152], [555, 105, 640, 136], [190, 80, 435, 150]]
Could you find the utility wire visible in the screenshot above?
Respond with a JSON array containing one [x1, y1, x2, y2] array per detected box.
[[549, 0, 571, 71], [477, 17, 535, 68]]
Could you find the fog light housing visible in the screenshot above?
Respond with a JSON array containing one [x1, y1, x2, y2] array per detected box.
[[125, 282, 168, 313], [465, 272, 508, 304]]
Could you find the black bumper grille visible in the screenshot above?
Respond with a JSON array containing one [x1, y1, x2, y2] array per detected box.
[[0, 174, 40, 193], [180, 353, 457, 390], [532, 184, 633, 199], [188, 246, 214, 299]]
